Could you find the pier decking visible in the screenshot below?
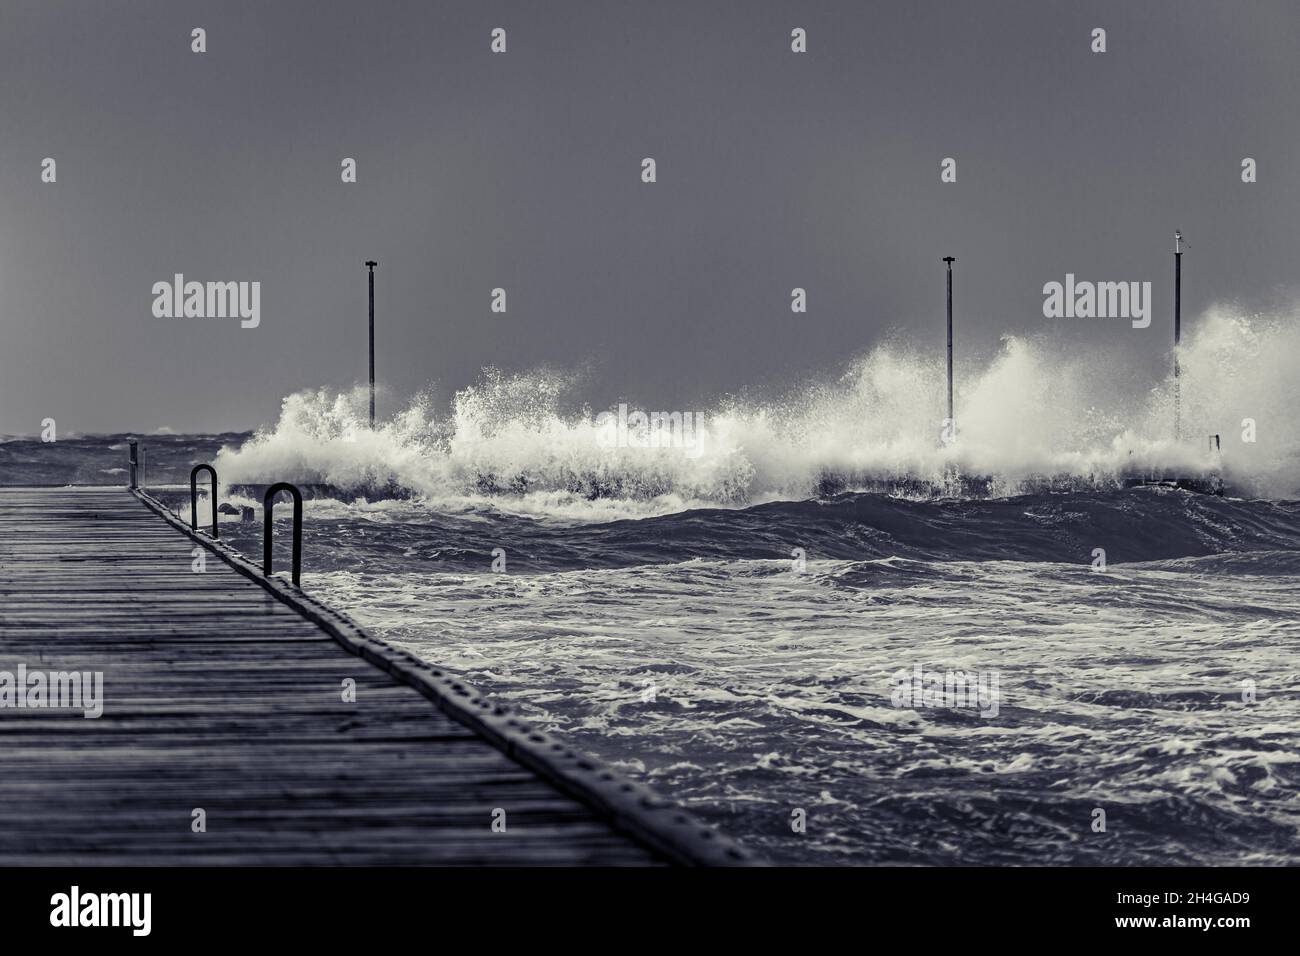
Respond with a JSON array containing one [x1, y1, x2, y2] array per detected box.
[[0, 486, 750, 865]]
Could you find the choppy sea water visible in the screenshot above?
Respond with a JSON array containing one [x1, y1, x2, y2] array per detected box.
[[204, 492, 1299, 866]]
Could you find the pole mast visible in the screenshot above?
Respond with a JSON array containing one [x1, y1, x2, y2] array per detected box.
[[943, 256, 955, 440], [1173, 232, 1182, 441], [366, 260, 378, 427]]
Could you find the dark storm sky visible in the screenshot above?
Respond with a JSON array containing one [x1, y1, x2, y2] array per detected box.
[[1, 0, 1297, 434]]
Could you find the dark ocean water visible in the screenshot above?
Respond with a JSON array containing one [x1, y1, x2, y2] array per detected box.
[[0, 433, 244, 487], [4, 434, 1299, 865]]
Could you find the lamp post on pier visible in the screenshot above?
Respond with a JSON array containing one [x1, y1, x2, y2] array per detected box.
[[366, 260, 378, 427], [943, 256, 956, 441], [1173, 232, 1182, 442]]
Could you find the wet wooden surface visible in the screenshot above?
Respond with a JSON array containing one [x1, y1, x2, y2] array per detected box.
[[0, 487, 665, 864]]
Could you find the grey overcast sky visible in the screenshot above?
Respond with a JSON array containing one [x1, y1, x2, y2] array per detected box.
[[1, 0, 1297, 434]]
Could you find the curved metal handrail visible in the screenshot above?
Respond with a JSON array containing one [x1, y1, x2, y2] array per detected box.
[[263, 482, 303, 586], [190, 464, 218, 539]]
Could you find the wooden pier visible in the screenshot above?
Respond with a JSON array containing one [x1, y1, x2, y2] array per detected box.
[[0, 486, 752, 866]]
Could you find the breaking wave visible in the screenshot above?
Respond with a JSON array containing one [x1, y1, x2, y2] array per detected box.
[[216, 306, 1300, 509]]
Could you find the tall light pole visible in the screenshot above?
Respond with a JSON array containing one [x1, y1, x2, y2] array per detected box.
[[943, 256, 955, 438], [1172, 232, 1182, 442], [366, 260, 378, 426]]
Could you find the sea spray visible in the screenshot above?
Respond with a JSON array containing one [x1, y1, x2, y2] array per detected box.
[[215, 307, 1300, 507]]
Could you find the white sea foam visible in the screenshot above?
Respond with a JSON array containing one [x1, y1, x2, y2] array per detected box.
[[297, 553, 1300, 865], [215, 306, 1300, 509]]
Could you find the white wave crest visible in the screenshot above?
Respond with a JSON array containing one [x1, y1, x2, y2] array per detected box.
[[215, 306, 1300, 509]]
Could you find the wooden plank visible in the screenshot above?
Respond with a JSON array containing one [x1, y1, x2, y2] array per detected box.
[[0, 486, 754, 866]]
